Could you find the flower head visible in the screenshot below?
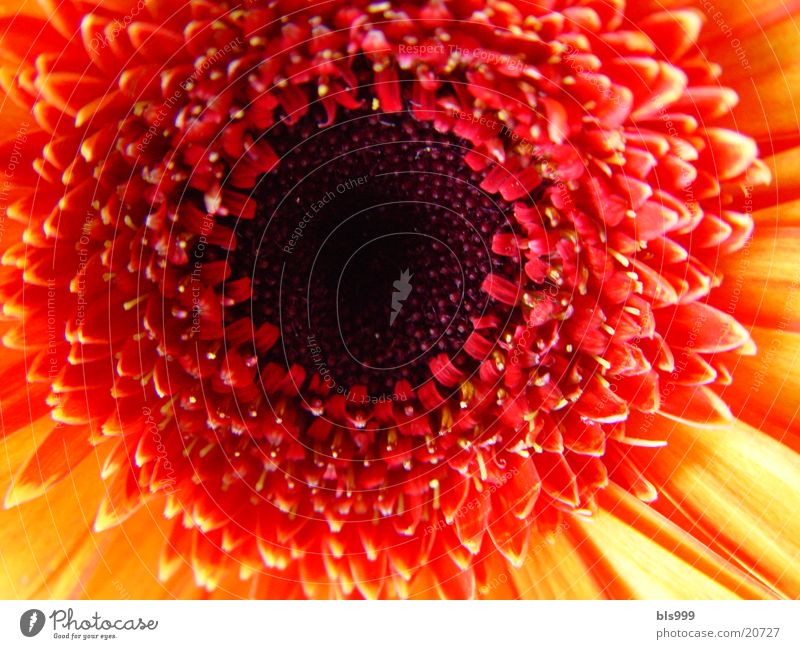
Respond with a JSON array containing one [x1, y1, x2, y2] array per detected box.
[[0, 0, 798, 599]]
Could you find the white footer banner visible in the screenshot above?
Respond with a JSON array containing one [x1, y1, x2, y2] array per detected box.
[[0, 600, 797, 648]]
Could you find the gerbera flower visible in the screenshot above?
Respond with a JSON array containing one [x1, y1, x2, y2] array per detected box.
[[0, 0, 798, 599]]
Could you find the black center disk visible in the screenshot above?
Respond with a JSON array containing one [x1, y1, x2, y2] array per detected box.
[[229, 109, 521, 396]]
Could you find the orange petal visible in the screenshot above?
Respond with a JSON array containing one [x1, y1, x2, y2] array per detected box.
[[508, 521, 606, 598], [5, 425, 96, 507], [719, 326, 800, 452], [0, 446, 101, 597], [574, 506, 745, 598], [659, 384, 733, 427], [643, 418, 800, 598], [714, 15, 800, 145]]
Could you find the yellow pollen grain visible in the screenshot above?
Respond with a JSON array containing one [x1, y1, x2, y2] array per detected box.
[[524, 16, 541, 29], [597, 375, 612, 390], [609, 248, 630, 267], [442, 56, 458, 75], [439, 407, 453, 433], [608, 153, 626, 165], [474, 456, 489, 484], [123, 294, 148, 310], [593, 354, 612, 370], [429, 479, 441, 509], [596, 160, 613, 176]]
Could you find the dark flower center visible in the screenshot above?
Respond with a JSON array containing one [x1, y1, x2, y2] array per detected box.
[[228, 109, 520, 395]]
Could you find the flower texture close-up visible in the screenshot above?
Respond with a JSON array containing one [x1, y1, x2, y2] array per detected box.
[[0, 0, 798, 600]]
